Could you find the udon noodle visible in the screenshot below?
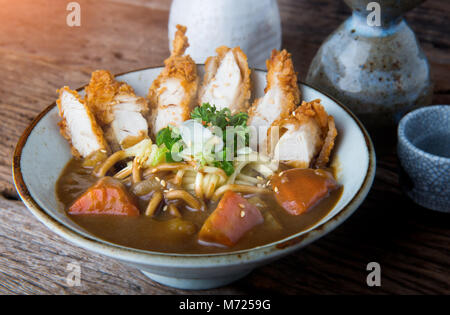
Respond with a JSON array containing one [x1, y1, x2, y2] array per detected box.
[[92, 142, 277, 212]]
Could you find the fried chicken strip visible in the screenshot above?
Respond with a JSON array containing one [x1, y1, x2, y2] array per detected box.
[[268, 99, 337, 168], [248, 49, 300, 154], [199, 46, 251, 114], [85, 70, 149, 151], [57, 87, 108, 158], [148, 25, 199, 136]]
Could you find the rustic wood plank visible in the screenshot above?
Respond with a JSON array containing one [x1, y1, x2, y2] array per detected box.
[[0, 0, 449, 294], [1, 182, 449, 295], [0, 0, 170, 197]]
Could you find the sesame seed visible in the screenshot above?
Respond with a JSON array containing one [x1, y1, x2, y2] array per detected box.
[[274, 186, 279, 193], [279, 171, 285, 176], [238, 203, 245, 209], [155, 176, 160, 182], [240, 210, 246, 217], [163, 205, 168, 212], [160, 180, 166, 187]]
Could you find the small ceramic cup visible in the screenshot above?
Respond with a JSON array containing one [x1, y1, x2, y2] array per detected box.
[[397, 105, 450, 212]]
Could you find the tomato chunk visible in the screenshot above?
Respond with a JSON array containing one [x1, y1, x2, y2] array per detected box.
[[199, 191, 264, 247], [69, 177, 140, 216], [271, 168, 338, 215]]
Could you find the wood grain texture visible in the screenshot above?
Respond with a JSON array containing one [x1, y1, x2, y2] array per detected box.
[[0, 0, 449, 294]]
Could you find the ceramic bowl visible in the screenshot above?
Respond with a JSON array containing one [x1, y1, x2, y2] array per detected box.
[[398, 105, 450, 212], [13, 66, 376, 290]]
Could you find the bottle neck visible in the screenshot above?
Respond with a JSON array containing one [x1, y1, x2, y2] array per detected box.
[[347, 11, 405, 38]]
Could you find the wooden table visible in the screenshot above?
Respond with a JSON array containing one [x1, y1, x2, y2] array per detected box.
[[0, 0, 448, 294]]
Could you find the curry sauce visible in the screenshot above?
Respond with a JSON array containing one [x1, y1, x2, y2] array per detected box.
[[56, 158, 343, 254]]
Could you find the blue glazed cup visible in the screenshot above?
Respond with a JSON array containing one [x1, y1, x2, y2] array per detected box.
[[397, 105, 450, 212]]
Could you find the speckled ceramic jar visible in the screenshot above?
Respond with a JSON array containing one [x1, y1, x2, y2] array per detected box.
[[306, 0, 433, 132], [398, 105, 450, 212]]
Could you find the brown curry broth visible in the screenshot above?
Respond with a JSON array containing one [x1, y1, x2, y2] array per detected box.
[[56, 158, 343, 254]]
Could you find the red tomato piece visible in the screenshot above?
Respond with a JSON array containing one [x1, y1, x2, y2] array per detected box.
[[271, 168, 338, 215], [69, 177, 140, 216], [199, 191, 264, 247]]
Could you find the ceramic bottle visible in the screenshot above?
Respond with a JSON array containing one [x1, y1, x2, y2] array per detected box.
[[306, 0, 432, 133]]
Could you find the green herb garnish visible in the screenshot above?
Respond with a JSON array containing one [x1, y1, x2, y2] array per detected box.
[[150, 145, 168, 166], [156, 125, 181, 150], [192, 103, 249, 148], [155, 104, 251, 175], [191, 103, 248, 131]]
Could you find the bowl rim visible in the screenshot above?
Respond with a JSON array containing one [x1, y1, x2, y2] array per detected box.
[[398, 105, 450, 162], [12, 65, 376, 266]]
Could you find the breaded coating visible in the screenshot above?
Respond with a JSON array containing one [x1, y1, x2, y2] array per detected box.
[[147, 25, 199, 136], [85, 70, 149, 150], [171, 24, 190, 58], [248, 49, 300, 154], [85, 70, 121, 125], [57, 87, 108, 158], [268, 99, 337, 168], [199, 46, 251, 114], [315, 115, 337, 168]]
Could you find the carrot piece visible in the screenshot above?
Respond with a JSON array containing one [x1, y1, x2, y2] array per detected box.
[[69, 177, 140, 216], [271, 168, 338, 215], [199, 191, 264, 247]]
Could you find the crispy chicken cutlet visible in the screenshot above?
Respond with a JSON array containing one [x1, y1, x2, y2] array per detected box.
[[57, 87, 108, 158], [248, 49, 300, 154], [148, 25, 199, 136], [268, 99, 337, 168], [85, 70, 149, 151], [199, 46, 251, 114]]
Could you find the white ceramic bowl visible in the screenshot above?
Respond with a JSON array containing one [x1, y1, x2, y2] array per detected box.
[[13, 66, 376, 290]]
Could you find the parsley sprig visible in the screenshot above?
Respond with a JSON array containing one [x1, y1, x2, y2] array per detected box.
[[191, 103, 249, 148], [191, 103, 248, 129], [155, 103, 251, 175], [155, 126, 182, 162]]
